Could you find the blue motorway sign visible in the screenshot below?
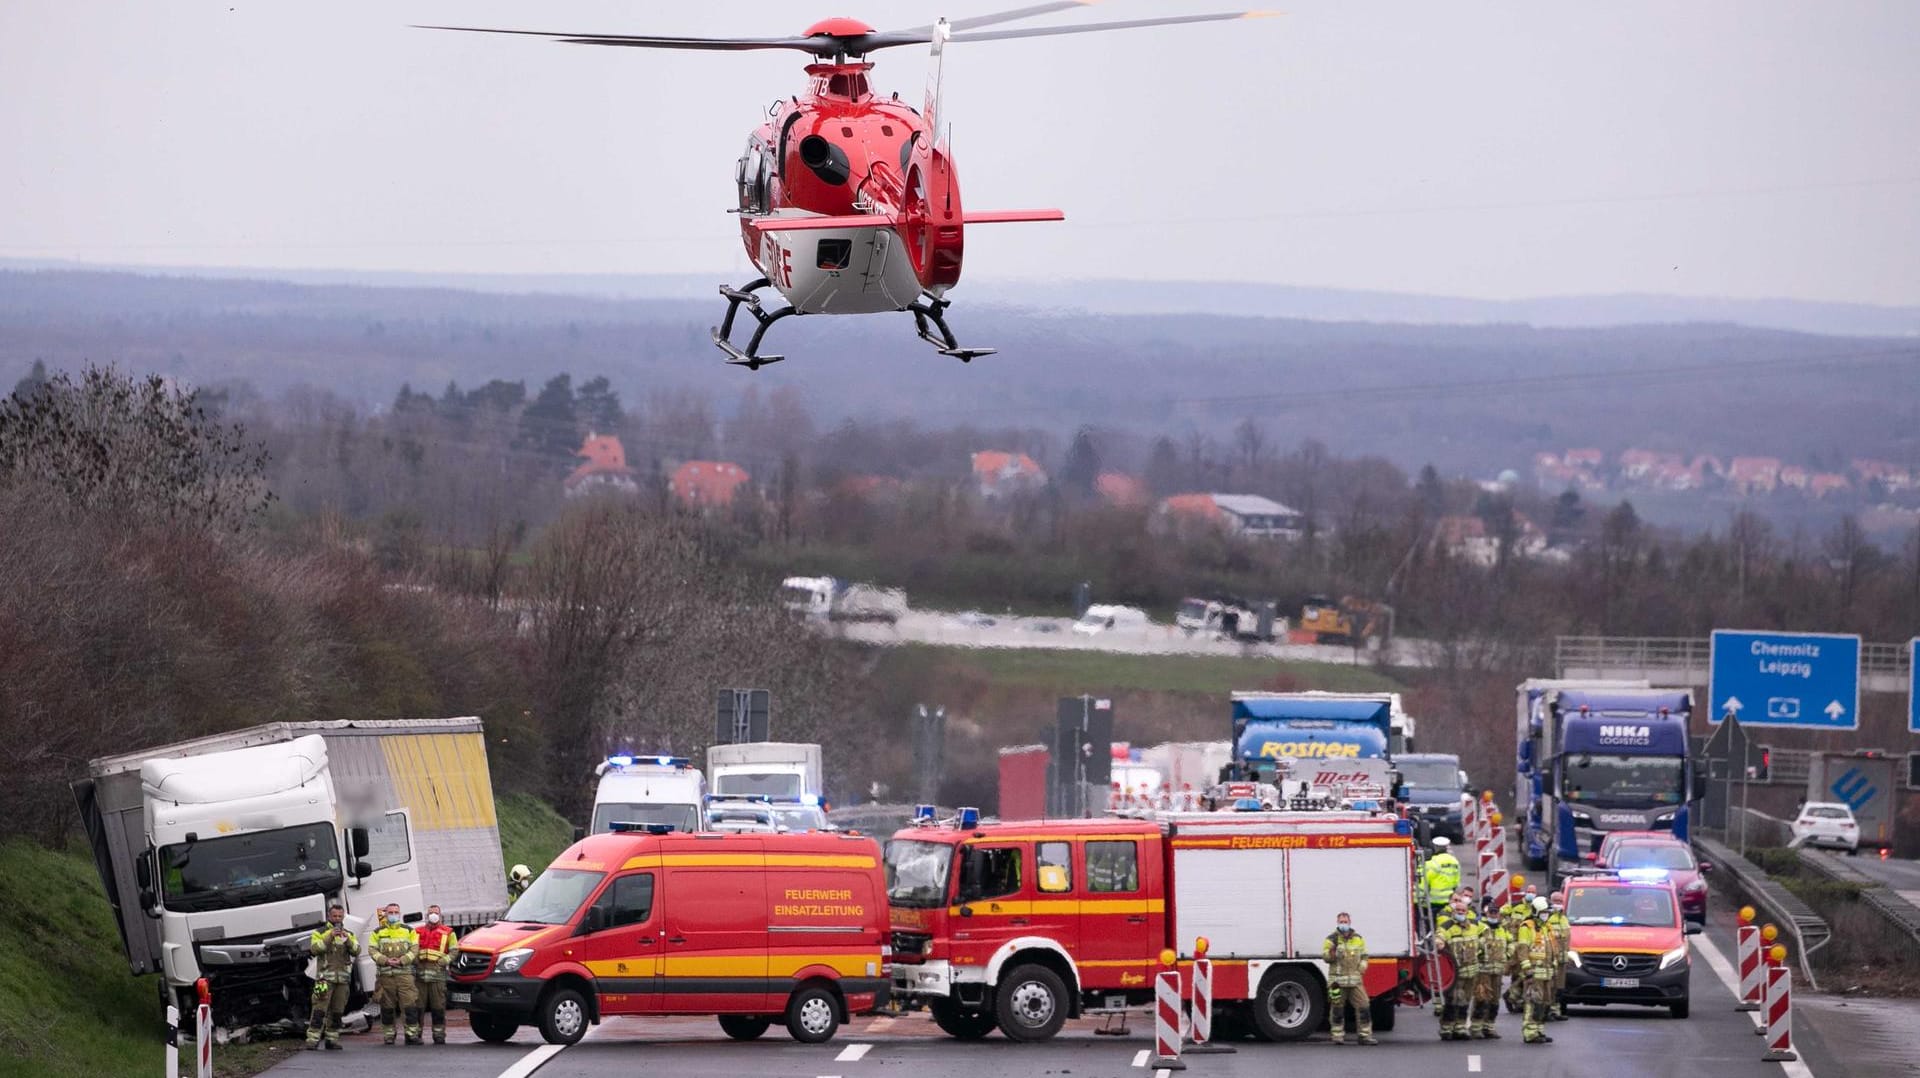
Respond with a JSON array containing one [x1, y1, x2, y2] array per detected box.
[[1709, 629, 1860, 729]]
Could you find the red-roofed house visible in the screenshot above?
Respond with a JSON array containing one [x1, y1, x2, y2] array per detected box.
[[971, 450, 1047, 499], [1159, 493, 1225, 525], [1810, 473, 1851, 499], [1852, 458, 1913, 491], [1434, 512, 1549, 566], [670, 460, 750, 508], [564, 432, 640, 497], [1564, 448, 1604, 468], [1728, 457, 1782, 494], [1096, 472, 1151, 509], [1157, 493, 1304, 538], [1619, 449, 1683, 481], [1778, 465, 1810, 491]]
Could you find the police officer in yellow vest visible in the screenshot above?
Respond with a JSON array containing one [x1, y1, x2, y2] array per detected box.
[[1516, 896, 1555, 1044], [304, 903, 358, 1051], [371, 902, 422, 1045], [1422, 837, 1462, 924], [1322, 912, 1378, 1045]]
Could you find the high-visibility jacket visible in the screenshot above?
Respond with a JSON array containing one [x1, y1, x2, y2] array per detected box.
[[1423, 853, 1462, 902], [309, 924, 360, 985], [1322, 930, 1369, 988], [414, 924, 458, 982], [370, 924, 418, 977]]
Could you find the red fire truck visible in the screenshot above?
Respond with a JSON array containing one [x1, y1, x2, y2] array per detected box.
[[885, 807, 1442, 1042]]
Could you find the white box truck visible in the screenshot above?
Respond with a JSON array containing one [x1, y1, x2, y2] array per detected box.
[[71, 718, 508, 1028], [707, 742, 825, 802]]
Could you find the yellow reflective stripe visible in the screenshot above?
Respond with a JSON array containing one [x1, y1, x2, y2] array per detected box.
[[1026, 899, 1164, 915], [615, 853, 877, 871], [961, 834, 1152, 844], [584, 958, 658, 976], [764, 854, 876, 869]]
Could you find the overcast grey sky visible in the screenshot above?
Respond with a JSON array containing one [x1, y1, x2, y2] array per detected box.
[[3, 1, 1916, 305]]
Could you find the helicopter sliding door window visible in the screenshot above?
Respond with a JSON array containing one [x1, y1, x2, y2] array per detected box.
[[816, 239, 852, 270]]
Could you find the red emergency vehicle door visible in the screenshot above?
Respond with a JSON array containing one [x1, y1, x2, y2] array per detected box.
[[660, 867, 772, 1013], [578, 871, 661, 1014], [950, 841, 1036, 973], [1074, 837, 1158, 991]]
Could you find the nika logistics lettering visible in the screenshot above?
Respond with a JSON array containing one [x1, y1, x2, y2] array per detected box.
[[1751, 639, 1818, 680]]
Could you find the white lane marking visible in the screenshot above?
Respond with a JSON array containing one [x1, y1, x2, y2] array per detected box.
[[865, 1016, 897, 1033], [496, 1043, 566, 1078], [1469, 1054, 1482, 1073], [1154, 1071, 1170, 1078], [1691, 934, 1818, 1078], [835, 1042, 872, 1062], [1131, 1048, 1150, 1067]]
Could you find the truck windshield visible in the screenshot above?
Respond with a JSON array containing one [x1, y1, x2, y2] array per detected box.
[[715, 772, 802, 798], [1177, 600, 1210, 621], [1398, 760, 1462, 789], [885, 839, 954, 908], [506, 868, 606, 924], [590, 802, 700, 834], [1562, 754, 1684, 806], [160, 823, 342, 913], [1567, 885, 1676, 927]]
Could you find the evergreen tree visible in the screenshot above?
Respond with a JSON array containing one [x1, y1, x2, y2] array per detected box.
[[1061, 428, 1101, 499], [577, 375, 625, 434], [519, 374, 580, 460], [10, 360, 48, 401]]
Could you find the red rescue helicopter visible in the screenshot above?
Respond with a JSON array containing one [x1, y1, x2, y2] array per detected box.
[[426, 4, 1273, 368]]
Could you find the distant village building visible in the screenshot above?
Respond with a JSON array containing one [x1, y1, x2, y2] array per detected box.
[[563, 432, 640, 497], [1778, 465, 1810, 491], [1809, 473, 1851, 499], [1433, 512, 1550, 567], [669, 460, 750, 508], [835, 474, 905, 501], [1095, 472, 1151, 509], [1727, 456, 1782, 495], [1532, 450, 1605, 491], [1851, 458, 1913, 492], [1158, 493, 1305, 539], [971, 450, 1047, 499]]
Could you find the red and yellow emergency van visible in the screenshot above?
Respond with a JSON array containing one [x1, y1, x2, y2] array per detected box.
[[450, 828, 891, 1045], [886, 808, 1434, 1042]]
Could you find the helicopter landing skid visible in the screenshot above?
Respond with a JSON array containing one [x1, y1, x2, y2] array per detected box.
[[712, 277, 793, 370], [909, 295, 996, 362]]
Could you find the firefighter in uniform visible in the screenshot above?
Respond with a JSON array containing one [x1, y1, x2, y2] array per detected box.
[[1436, 905, 1482, 1039], [414, 904, 458, 1044], [304, 903, 359, 1051], [1322, 913, 1378, 1045], [1517, 896, 1555, 1044], [1471, 906, 1511, 1039], [1501, 880, 1537, 1012], [371, 902, 423, 1045], [508, 864, 533, 901], [1546, 892, 1572, 1020]]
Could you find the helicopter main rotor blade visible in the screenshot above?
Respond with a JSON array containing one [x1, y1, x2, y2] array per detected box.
[[889, 2, 1101, 36], [416, 25, 843, 56], [947, 11, 1279, 44]]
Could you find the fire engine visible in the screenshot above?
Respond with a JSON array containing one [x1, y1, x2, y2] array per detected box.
[[885, 804, 1445, 1042]]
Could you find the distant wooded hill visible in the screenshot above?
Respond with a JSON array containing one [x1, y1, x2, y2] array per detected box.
[[2, 267, 1916, 487]]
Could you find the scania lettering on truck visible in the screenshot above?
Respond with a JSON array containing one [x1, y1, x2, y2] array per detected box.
[[1514, 682, 1703, 880], [450, 828, 891, 1045], [71, 718, 507, 1027], [886, 807, 1438, 1043]]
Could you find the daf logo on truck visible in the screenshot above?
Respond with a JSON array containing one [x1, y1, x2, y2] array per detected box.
[[1598, 725, 1652, 745]]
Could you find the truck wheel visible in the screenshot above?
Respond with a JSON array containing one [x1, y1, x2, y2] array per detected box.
[[929, 999, 997, 1039], [994, 964, 1069, 1042], [1249, 968, 1324, 1042], [1369, 995, 1397, 1032], [786, 984, 841, 1043], [469, 1012, 519, 1043], [537, 986, 590, 1045], [719, 1015, 772, 1040]]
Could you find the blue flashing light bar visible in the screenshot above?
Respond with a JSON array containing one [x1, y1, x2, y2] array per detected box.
[[606, 754, 690, 769], [958, 807, 981, 829], [607, 755, 635, 767], [1616, 867, 1671, 882], [608, 822, 677, 834], [914, 804, 937, 823], [1393, 818, 1413, 836]]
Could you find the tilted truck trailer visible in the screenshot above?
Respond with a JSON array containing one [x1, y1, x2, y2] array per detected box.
[[885, 806, 1440, 1043], [1805, 750, 1899, 853], [1225, 692, 1415, 797], [71, 718, 508, 1028]]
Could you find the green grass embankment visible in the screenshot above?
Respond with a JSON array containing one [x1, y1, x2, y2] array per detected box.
[[497, 791, 576, 877]]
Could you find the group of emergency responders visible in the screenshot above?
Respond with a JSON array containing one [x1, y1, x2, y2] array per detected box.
[[1419, 835, 1569, 1045], [303, 901, 461, 1050]]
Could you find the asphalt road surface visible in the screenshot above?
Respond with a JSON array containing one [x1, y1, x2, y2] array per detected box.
[[1840, 849, 1920, 905], [258, 899, 1883, 1078]]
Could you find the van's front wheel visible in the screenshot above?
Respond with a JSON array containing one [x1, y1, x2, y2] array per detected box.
[[537, 987, 590, 1046], [786, 984, 841, 1044]]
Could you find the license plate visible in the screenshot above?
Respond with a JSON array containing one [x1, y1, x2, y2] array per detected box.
[[1601, 977, 1639, 989], [450, 991, 472, 1005]]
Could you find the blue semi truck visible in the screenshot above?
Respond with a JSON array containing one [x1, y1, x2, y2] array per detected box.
[[1515, 681, 1703, 877]]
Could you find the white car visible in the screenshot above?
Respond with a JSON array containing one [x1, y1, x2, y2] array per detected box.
[[1072, 604, 1149, 635], [1792, 801, 1860, 853]]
